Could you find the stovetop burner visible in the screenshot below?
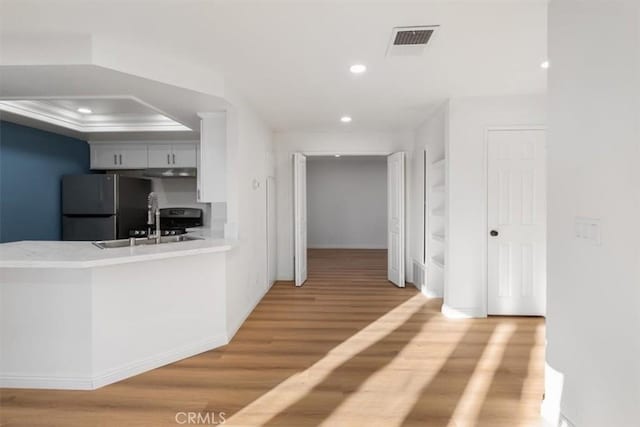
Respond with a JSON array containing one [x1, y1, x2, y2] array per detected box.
[[129, 227, 187, 238]]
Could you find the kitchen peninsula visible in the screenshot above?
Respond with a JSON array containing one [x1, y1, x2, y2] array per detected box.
[[0, 231, 234, 390]]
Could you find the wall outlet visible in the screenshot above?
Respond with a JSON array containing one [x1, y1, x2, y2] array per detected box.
[[575, 217, 601, 245]]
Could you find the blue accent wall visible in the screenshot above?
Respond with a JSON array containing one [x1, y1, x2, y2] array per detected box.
[[0, 121, 90, 242]]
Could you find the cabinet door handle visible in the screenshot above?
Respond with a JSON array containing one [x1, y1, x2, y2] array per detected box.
[[167, 154, 171, 165], [119, 154, 122, 165], [172, 153, 176, 164], [113, 154, 118, 165]]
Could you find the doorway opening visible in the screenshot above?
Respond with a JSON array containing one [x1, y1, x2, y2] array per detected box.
[[293, 152, 406, 288], [307, 155, 387, 285]]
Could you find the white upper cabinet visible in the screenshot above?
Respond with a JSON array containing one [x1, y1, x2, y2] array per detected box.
[[197, 113, 226, 203], [147, 143, 197, 168], [172, 144, 197, 168], [90, 144, 148, 169], [90, 142, 197, 170], [147, 144, 173, 168]]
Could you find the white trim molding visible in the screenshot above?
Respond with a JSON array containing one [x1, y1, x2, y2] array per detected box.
[[308, 244, 388, 250], [441, 304, 485, 319], [423, 288, 443, 299], [0, 334, 227, 390], [0, 96, 191, 133]]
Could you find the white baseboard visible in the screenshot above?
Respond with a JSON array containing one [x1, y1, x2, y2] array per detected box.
[[308, 244, 387, 250], [441, 304, 485, 319], [226, 284, 271, 341], [0, 334, 228, 390], [559, 414, 576, 427], [0, 374, 94, 390], [92, 334, 228, 389], [423, 288, 443, 298]]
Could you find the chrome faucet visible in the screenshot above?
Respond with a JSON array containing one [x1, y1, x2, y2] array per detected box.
[[147, 192, 161, 244]]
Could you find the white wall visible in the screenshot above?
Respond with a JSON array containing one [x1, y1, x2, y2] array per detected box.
[[275, 131, 413, 280], [444, 94, 546, 317], [410, 103, 448, 296], [307, 156, 387, 249], [545, 2, 640, 426], [223, 87, 275, 338]]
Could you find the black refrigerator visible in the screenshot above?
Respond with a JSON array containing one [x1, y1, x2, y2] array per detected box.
[[62, 174, 151, 241]]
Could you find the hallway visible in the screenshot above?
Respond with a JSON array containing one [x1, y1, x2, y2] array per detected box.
[[0, 249, 544, 427]]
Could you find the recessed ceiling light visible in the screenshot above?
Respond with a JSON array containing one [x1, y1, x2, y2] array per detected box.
[[540, 60, 550, 69], [335, 154, 341, 158], [350, 64, 367, 74], [340, 116, 352, 123], [77, 107, 92, 114]]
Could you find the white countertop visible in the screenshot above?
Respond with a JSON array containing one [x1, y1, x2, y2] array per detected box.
[[0, 229, 234, 269]]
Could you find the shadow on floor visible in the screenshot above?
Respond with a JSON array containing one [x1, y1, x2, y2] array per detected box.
[[262, 300, 434, 426], [401, 322, 498, 426]]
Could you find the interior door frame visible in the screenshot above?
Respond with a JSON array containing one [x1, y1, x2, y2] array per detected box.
[[387, 152, 406, 287], [293, 153, 308, 287], [423, 149, 428, 265], [292, 150, 401, 286], [266, 175, 277, 288], [484, 125, 547, 315]]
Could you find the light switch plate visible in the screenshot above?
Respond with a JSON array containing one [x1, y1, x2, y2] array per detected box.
[[575, 217, 601, 245]]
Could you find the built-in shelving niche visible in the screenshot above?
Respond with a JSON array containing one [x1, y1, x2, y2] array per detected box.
[[425, 151, 446, 297]]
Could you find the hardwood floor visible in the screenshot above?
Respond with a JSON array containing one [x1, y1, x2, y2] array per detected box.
[[0, 249, 545, 427]]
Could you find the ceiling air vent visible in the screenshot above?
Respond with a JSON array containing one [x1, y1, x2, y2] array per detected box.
[[387, 25, 439, 57], [394, 29, 433, 46]]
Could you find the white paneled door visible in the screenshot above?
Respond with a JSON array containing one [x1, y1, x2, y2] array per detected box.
[[387, 152, 406, 288], [488, 129, 546, 315], [293, 153, 308, 287]]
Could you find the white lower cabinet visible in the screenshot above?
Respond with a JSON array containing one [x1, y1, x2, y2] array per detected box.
[[90, 144, 149, 169]]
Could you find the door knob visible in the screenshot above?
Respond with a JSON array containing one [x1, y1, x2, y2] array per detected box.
[[490, 230, 499, 237]]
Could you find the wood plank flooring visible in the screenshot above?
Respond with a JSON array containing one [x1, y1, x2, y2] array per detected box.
[[0, 249, 545, 427]]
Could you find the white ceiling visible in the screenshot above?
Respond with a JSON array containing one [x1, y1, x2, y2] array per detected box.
[[0, 0, 548, 132]]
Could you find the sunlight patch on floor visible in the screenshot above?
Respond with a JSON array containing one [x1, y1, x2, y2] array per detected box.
[[318, 315, 470, 427], [224, 294, 428, 426], [447, 323, 516, 427]]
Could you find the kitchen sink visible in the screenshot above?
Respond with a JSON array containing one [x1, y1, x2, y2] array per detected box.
[[93, 235, 203, 249]]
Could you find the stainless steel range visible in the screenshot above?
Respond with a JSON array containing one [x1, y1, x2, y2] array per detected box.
[[129, 207, 203, 238]]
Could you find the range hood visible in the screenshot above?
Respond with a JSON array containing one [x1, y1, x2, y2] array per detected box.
[[142, 168, 197, 178]]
